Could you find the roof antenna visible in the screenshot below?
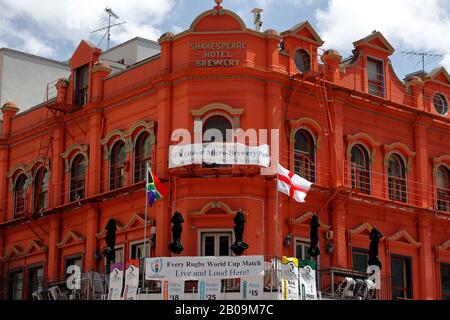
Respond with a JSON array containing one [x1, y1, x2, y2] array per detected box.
[[251, 8, 263, 32], [91, 7, 127, 50], [401, 50, 443, 73]]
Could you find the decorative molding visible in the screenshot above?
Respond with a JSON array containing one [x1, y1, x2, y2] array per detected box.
[[280, 21, 324, 46], [289, 117, 322, 149], [190, 201, 236, 216], [189, 9, 247, 33], [5, 245, 24, 259], [191, 103, 244, 129], [438, 240, 450, 251], [432, 155, 450, 177], [96, 214, 153, 238], [57, 231, 85, 248], [349, 222, 386, 240], [24, 240, 47, 256], [382, 142, 416, 172], [291, 212, 331, 230], [388, 229, 421, 248], [101, 120, 155, 160], [345, 133, 381, 161], [353, 31, 395, 55]]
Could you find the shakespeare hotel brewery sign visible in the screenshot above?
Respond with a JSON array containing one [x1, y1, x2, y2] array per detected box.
[[191, 41, 246, 67]]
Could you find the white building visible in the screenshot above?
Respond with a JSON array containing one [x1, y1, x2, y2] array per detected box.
[[0, 48, 71, 112]]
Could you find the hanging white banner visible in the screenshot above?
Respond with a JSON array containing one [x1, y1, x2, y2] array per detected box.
[[123, 260, 139, 300], [162, 280, 185, 300], [299, 260, 317, 300], [280, 257, 299, 300], [198, 279, 222, 300], [169, 143, 270, 168], [108, 262, 124, 300], [145, 256, 264, 280], [240, 276, 264, 300]]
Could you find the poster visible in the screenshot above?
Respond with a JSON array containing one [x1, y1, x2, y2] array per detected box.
[[162, 280, 185, 300], [280, 257, 299, 300], [108, 262, 124, 300], [145, 256, 264, 280], [123, 260, 139, 300], [240, 276, 264, 300], [198, 279, 222, 300], [299, 260, 317, 300]]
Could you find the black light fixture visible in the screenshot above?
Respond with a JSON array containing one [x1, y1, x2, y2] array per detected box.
[[283, 234, 293, 248], [326, 240, 334, 255], [168, 211, 184, 255], [230, 210, 249, 256]]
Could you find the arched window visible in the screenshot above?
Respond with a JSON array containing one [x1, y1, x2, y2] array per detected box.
[[202, 115, 232, 168], [388, 154, 407, 203], [14, 174, 28, 217], [351, 144, 371, 194], [134, 132, 152, 183], [436, 165, 450, 212], [70, 155, 86, 202], [294, 129, 316, 183], [34, 168, 49, 213], [110, 141, 127, 190], [294, 49, 311, 73]]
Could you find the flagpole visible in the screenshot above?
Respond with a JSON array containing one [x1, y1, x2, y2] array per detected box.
[[275, 161, 279, 259], [142, 161, 149, 289]]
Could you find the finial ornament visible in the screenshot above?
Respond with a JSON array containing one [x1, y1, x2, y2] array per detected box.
[[213, 0, 225, 15]]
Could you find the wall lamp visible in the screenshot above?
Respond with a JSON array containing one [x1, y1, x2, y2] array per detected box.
[[283, 233, 293, 248]]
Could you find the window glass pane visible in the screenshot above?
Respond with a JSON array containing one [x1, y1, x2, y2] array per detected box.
[[29, 266, 44, 299], [203, 116, 232, 143], [352, 249, 368, 273], [131, 242, 145, 260], [204, 236, 215, 256], [367, 60, 379, 82], [10, 272, 23, 300], [441, 264, 450, 299], [219, 236, 229, 256]]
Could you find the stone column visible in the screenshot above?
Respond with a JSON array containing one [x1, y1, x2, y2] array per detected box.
[[84, 204, 99, 272], [47, 214, 61, 282], [331, 197, 348, 268], [417, 214, 435, 299]]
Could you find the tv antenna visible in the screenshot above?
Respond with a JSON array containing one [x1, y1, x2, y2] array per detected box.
[[401, 50, 443, 73], [91, 7, 126, 50]]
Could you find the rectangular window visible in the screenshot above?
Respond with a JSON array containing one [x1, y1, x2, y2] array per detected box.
[[367, 57, 385, 97], [75, 64, 89, 106], [295, 239, 311, 261], [391, 255, 412, 300], [130, 242, 147, 260], [200, 232, 232, 256], [352, 248, 369, 273], [441, 263, 450, 300], [28, 266, 44, 300], [9, 270, 24, 300], [64, 256, 83, 278]]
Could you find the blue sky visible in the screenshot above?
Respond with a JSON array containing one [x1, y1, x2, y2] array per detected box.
[[1, 0, 449, 79]]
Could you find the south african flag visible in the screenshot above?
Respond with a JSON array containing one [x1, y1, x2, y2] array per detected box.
[[146, 164, 169, 207]]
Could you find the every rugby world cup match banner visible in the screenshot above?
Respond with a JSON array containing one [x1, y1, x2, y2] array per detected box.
[[145, 256, 265, 281], [169, 143, 270, 168]]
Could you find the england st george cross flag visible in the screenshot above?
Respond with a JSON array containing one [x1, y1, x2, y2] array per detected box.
[[146, 164, 169, 207], [277, 164, 313, 203]]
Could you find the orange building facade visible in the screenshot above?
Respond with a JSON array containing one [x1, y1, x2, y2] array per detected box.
[[1, 3, 450, 300]]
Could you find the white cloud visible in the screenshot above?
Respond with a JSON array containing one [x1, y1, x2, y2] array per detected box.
[[316, 0, 450, 70], [0, 0, 176, 59]]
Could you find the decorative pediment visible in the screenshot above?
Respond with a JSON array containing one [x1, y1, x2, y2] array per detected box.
[[438, 240, 450, 251], [96, 214, 154, 238], [189, 8, 246, 33], [345, 133, 381, 160], [388, 230, 421, 248], [24, 240, 47, 256], [291, 212, 330, 230], [57, 231, 85, 248], [353, 31, 395, 55], [349, 223, 386, 239], [5, 245, 24, 259], [281, 21, 324, 46], [190, 201, 235, 216], [382, 142, 416, 172], [425, 67, 450, 86]]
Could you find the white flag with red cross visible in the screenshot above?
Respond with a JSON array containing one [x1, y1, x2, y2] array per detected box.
[[277, 164, 313, 203]]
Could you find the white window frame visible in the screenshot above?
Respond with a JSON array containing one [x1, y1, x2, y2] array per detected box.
[[197, 228, 234, 256]]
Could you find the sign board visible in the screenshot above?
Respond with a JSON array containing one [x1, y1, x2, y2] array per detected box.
[[281, 257, 299, 300], [240, 276, 264, 300], [145, 256, 264, 280], [199, 279, 222, 300], [190, 41, 246, 68], [169, 143, 270, 169], [123, 260, 139, 300], [108, 262, 124, 300], [299, 260, 317, 300], [162, 280, 185, 300]]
